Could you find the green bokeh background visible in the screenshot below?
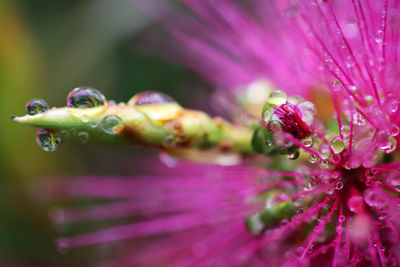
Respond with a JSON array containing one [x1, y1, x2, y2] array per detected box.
[[0, 1, 205, 265]]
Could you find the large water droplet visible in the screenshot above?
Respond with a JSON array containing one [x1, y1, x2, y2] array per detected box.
[[376, 130, 397, 153], [267, 90, 287, 106], [66, 87, 105, 108], [36, 129, 63, 151], [131, 91, 175, 105], [26, 99, 49, 115], [347, 195, 363, 213], [319, 144, 331, 160], [100, 115, 123, 135], [364, 190, 385, 208], [330, 137, 344, 154]]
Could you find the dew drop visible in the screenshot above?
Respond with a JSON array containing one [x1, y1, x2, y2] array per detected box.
[[296, 208, 304, 215], [287, 150, 300, 160], [347, 195, 363, 213], [341, 125, 351, 137], [263, 109, 273, 123], [77, 132, 89, 144], [391, 125, 400, 136], [309, 154, 319, 164], [338, 215, 345, 223], [267, 120, 282, 132], [319, 144, 331, 160], [267, 90, 287, 106], [36, 129, 63, 151], [162, 134, 177, 148], [374, 30, 384, 43], [332, 154, 341, 164], [81, 115, 90, 123], [336, 181, 344, 190], [26, 99, 49, 115], [131, 91, 175, 105], [66, 87, 105, 108], [395, 185, 400, 192], [332, 80, 343, 92], [330, 137, 344, 154], [364, 190, 385, 208], [352, 112, 366, 126], [302, 136, 314, 148], [376, 130, 397, 153], [100, 115, 123, 135]]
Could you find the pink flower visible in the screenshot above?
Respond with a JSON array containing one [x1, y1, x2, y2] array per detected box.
[[44, 1, 400, 266]]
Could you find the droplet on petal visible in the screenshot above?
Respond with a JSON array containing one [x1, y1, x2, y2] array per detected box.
[[36, 129, 63, 152], [67, 87, 105, 108], [287, 150, 300, 160], [374, 30, 384, 43], [130, 91, 176, 106], [330, 137, 344, 154], [347, 195, 363, 213], [267, 90, 287, 107], [100, 115, 123, 135], [364, 190, 385, 208], [26, 99, 49, 115], [341, 125, 351, 137], [332, 80, 343, 92], [376, 130, 397, 153], [309, 154, 319, 164]]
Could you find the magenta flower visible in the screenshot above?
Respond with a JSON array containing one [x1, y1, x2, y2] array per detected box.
[[18, 0, 400, 266]]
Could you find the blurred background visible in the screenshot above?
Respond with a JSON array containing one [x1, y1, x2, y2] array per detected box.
[[1, 0, 208, 265]]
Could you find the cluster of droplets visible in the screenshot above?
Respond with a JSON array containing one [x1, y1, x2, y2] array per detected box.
[[23, 88, 178, 152]]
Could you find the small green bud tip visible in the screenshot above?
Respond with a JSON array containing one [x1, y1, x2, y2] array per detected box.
[[13, 88, 254, 155]]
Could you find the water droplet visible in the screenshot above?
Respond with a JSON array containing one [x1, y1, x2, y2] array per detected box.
[[376, 130, 397, 153], [66, 87, 105, 108], [345, 55, 355, 68], [391, 125, 400, 136], [267, 90, 287, 106], [81, 115, 90, 123], [263, 109, 273, 123], [348, 85, 358, 94], [287, 150, 300, 160], [374, 30, 384, 43], [302, 136, 314, 148], [296, 208, 304, 215], [319, 144, 331, 160], [130, 91, 175, 105], [330, 137, 344, 154], [36, 129, 63, 151], [395, 185, 400, 192], [267, 120, 282, 132], [100, 115, 123, 135], [352, 112, 366, 126], [332, 80, 343, 92], [364, 190, 385, 208], [162, 134, 176, 148], [387, 98, 399, 113], [364, 95, 374, 106], [347, 195, 363, 213], [77, 132, 89, 144], [341, 125, 351, 137], [309, 154, 319, 164], [332, 154, 341, 164], [338, 215, 345, 223], [26, 99, 49, 115], [336, 181, 344, 190]]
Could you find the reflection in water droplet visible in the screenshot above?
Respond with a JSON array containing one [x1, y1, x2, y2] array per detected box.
[[374, 30, 384, 43], [100, 115, 123, 135], [302, 136, 313, 148], [131, 91, 175, 105], [287, 150, 300, 160], [36, 129, 63, 151], [26, 99, 49, 115], [376, 130, 397, 153], [330, 137, 344, 154], [309, 154, 319, 164], [267, 90, 287, 106], [67, 87, 105, 108]]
